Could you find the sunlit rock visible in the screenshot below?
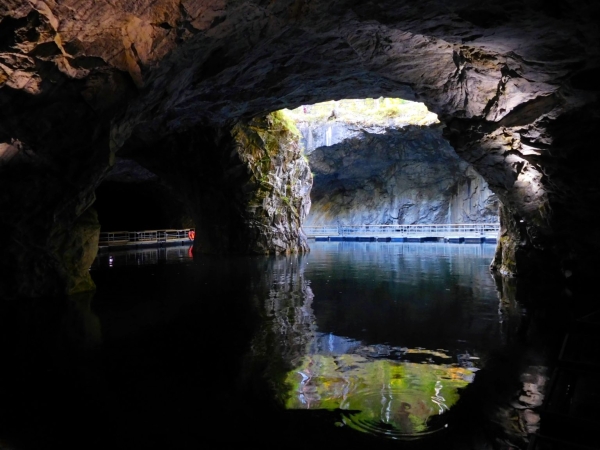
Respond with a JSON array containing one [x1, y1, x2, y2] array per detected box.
[[231, 112, 313, 254], [288, 100, 498, 226]]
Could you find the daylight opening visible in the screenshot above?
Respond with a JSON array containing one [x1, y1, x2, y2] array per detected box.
[[278, 98, 499, 233]]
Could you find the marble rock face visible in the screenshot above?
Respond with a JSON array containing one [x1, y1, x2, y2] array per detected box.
[[1, 0, 600, 297], [300, 121, 499, 226]]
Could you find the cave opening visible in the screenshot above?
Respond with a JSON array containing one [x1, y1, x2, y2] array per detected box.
[[94, 97, 500, 238], [278, 97, 500, 228], [1, 2, 599, 449]]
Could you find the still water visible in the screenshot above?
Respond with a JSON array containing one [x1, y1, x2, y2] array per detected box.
[[2, 242, 522, 450], [92, 242, 508, 447], [266, 242, 502, 440]]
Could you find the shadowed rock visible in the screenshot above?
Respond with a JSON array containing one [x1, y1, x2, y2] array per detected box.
[[1, 0, 599, 297]]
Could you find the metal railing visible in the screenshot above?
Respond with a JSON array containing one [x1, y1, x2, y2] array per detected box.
[[99, 229, 194, 245], [303, 223, 500, 237], [99, 224, 500, 246]]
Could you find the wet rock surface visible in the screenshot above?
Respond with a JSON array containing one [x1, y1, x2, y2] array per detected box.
[[1, 0, 599, 294]]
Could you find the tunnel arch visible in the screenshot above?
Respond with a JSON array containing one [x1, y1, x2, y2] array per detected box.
[[94, 158, 194, 232]]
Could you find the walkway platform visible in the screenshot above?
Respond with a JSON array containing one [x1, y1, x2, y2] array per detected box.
[[313, 235, 497, 244], [98, 229, 194, 251], [305, 223, 499, 244], [97, 225, 500, 250]]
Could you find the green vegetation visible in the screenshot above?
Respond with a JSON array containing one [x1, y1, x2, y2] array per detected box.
[[283, 97, 439, 127], [268, 109, 302, 137]]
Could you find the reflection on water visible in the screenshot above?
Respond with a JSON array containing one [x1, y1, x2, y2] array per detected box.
[[1, 241, 529, 449], [251, 242, 504, 440], [285, 350, 474, 438], [93, 245, 193, 267]]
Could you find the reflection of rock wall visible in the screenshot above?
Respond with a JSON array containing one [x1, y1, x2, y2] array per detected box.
[[249, 254, 317, 393], [301, 123, 498, 226], [265, 278, 316, 363], [478, 273, 550, 449]]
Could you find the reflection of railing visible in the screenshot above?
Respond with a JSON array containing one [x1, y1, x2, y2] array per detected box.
[[303, 223, 500, 237], [99, 229, 194, 246], [92, 246, 193, 268]]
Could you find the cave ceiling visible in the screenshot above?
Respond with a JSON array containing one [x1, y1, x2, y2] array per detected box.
[[1, 0, 597, 148], [1, 0, 600, 291]]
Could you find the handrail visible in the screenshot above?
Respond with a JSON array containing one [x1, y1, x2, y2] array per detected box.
[[99, 224, 500, 244], [302, 223, 500, 236], [99, 228, 194, 244]]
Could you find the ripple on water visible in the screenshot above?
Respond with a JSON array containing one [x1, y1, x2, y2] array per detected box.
[[339, 385, 450, 440], [283, 351, 476, 440]]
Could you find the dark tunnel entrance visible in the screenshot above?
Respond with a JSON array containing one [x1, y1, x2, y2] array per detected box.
[[94, 158, 193, 232]]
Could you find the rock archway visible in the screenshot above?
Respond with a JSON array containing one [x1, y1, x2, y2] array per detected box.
[[94, 158, 193, 232], [1, 0, 599, 299]]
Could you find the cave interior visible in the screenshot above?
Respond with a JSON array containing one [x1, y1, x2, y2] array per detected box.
[[1, 0, 600, 448]]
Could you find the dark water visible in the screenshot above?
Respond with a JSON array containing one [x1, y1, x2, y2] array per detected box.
[[0, 242, 545, 450]]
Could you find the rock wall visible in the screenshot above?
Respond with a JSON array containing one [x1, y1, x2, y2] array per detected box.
[[0, 125, 111, 299], [448, 166, 498, 224], [121, 111, 312, 255], [232, 112, 313, 254], [301, 122, 498, 226], [1, 0, 600, 293]]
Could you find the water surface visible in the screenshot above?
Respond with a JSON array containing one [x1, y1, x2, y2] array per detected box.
[[2, 242, 515, 450], [250, 242, 503, 440]]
